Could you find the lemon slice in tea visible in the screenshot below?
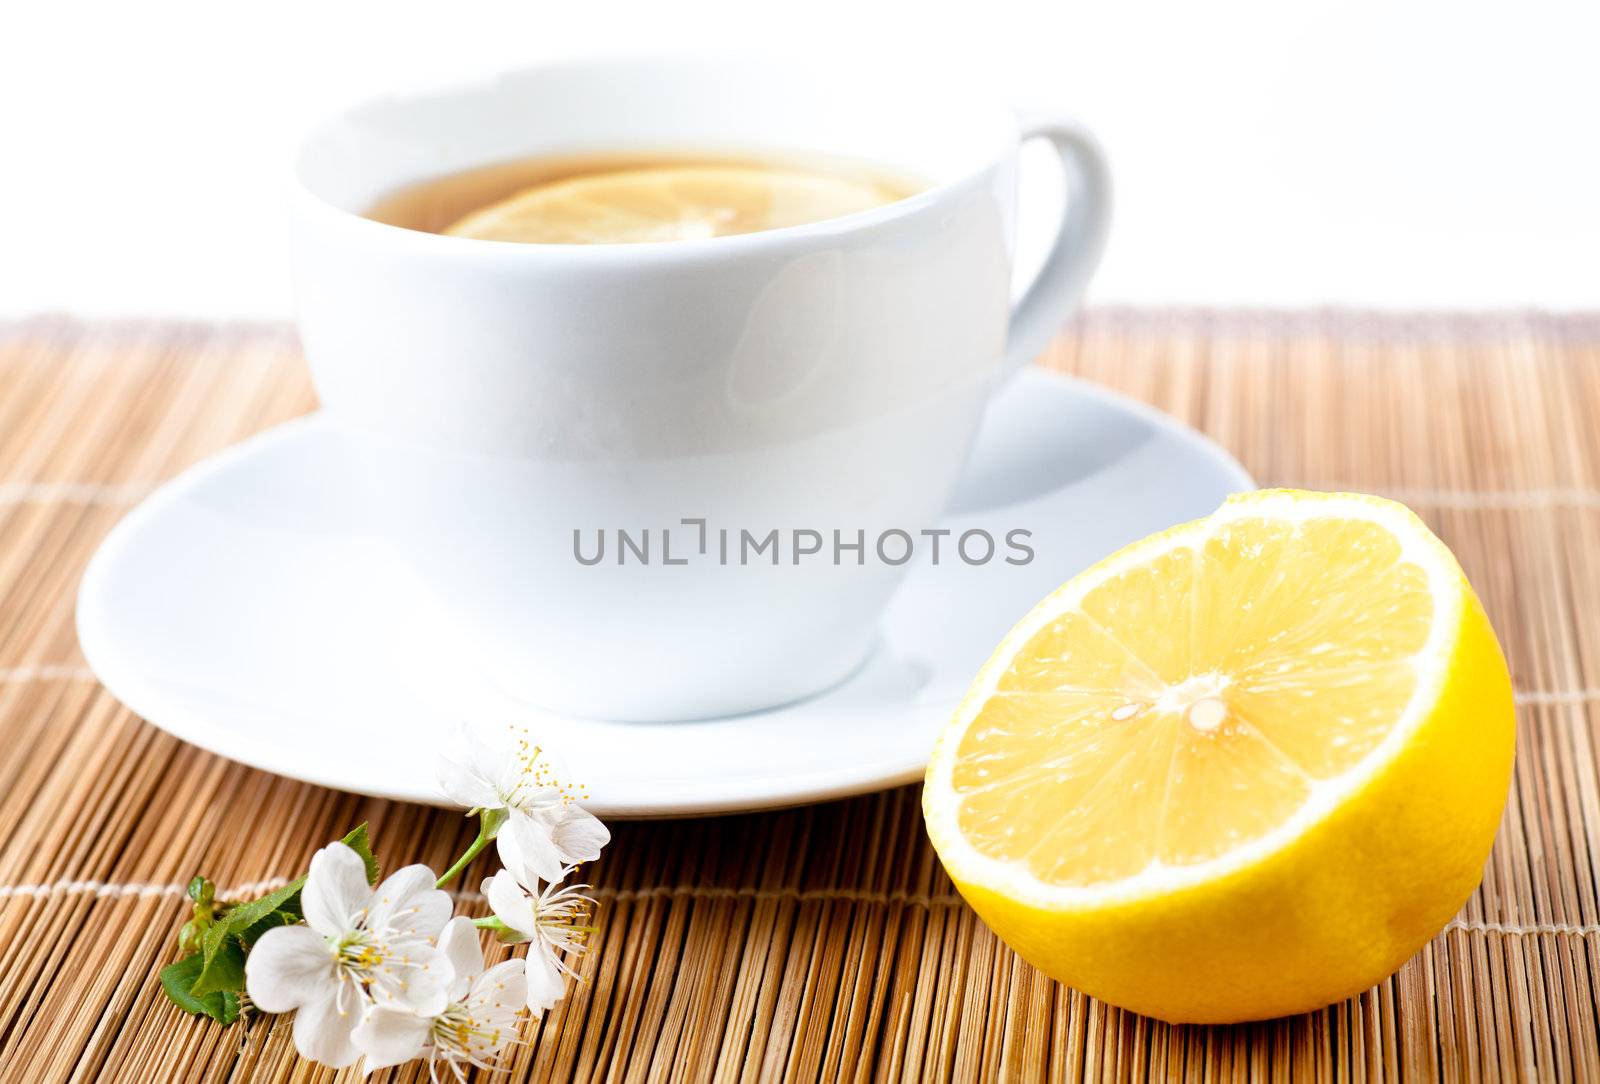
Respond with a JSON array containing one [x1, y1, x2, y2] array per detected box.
[[444, 165, 899, 244]]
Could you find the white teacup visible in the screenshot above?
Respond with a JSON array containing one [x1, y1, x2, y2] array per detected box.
[[291, 55, 1109, 722]]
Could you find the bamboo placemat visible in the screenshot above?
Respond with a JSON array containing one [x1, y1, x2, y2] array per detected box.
[[0, 311, 1597, 1082]]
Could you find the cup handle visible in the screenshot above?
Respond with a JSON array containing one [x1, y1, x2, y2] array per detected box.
[[1000, 111, 1113, 380]]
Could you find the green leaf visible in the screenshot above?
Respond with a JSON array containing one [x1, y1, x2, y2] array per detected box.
[[191, 877, 304, 997], [339, 822, 381, 886], [238, 908, 299, 949], [190, 924, 257, 998], [160, 953, 240, 1025]]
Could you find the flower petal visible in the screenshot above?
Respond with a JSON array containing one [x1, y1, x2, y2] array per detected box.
[[372, 943, 452, 1017], [550, 804, 610, 865], [437, 915, 484, 1001], [483, 869, 536, 939], [352, 1006, 431, 1071], [301, 842, 372, 937], [244, 924, 332, 1013], [499, 814, 567, 885], [469, 958, 529, 1027], [291, 990, 362, 1067], [465, 721, 514, 778], [365, 864, 453, 941], [436, 722, 503, 809], [524, 944, 568, 1016]]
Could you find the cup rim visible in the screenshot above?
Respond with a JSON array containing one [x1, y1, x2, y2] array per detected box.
[[289, 52, 1020, 260]]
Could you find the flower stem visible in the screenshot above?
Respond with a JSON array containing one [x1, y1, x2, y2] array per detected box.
[[473, 914, 530, 943], [436, 807, 508, 888]]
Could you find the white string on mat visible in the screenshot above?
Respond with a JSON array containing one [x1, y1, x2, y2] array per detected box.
[[1444, 919, 1600, 938], [2, 663, 1598, 709], [0, 481, 154, 507], [0, 877, 291, 901], [1300, 486, 1600, 511], [0, 665, 97, 683], [1513, 689, 1600, 706], [1, 878, 1597, 937]]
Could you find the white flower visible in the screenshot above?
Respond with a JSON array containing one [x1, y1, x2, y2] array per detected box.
[[354, 916, 528, 1081], [437, 723, 610, 883], [244, 843, 453, 1067], [482, 869, 596, 1015]]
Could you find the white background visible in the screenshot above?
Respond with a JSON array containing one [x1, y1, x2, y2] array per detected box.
[[2, 0, 1596, 317]]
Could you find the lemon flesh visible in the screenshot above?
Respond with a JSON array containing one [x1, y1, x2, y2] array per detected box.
[[444, 166, 901, 244], [922, 490, 1515, 1023]]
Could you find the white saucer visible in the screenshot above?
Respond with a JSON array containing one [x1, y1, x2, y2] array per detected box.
[[77, 369, 1252, 817]]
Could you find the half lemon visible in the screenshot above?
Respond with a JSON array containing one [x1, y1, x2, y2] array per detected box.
[[922, 489, 1514, 1023]]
